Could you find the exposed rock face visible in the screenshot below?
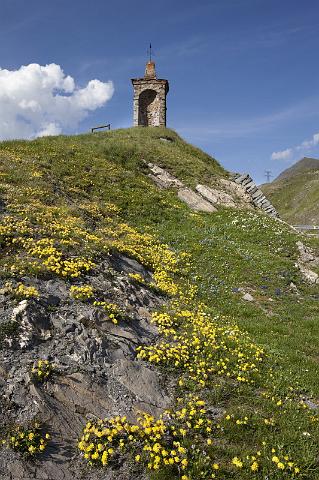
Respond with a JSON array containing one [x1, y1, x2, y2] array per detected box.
[[177, 188, 217, 213], [0, 254, 171, 480], [196, 184, 236, 208], [147, 163, 183, 189], [147, 162, 278, 217], [296, 241, 319, 284]]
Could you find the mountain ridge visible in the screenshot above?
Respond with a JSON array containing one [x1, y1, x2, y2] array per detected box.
[[274, 156, 319, 182], [261, 156, 319, 224]]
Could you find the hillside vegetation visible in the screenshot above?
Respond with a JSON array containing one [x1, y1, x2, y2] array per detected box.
[[262, 157, 319, 224], [0, 128, 318, 480]]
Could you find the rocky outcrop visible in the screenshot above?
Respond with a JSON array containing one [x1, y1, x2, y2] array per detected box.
[[147, 163, 216, 212], [177, 188, 217, 213], [147, 163, 183, 189], [232, 173, 279, 217], [195, 184, 236, 208], [0, 253, 171, 480], [295, 241, 319, 284], [147, 163, 278, 217]]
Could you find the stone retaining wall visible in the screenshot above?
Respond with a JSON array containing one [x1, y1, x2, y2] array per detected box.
[[232, 173, 278, 217]]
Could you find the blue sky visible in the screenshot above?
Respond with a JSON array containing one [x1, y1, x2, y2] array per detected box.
[[1, 0, 319, 183]]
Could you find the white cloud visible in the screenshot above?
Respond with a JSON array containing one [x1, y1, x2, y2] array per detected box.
[[37, 122, 62, 137], [0, 63, 114, 140], [271, 148, 293, 161], [271, 131, 319, 161]]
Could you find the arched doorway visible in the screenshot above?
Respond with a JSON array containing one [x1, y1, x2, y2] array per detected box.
[[138, 89, 160, 126]]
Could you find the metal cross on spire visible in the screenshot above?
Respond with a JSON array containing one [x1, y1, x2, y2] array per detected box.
[[147, 43, 153, 62]]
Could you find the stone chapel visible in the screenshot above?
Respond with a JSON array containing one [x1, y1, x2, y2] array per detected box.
[[131, 60, 169, 127]]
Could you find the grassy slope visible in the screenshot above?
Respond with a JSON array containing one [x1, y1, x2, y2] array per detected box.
[[261, 160, 319, 224], [0, 127, 319, 478]]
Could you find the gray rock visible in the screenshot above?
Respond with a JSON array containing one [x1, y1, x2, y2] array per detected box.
[[159, 137, 173, 143], [147, 163, 183, 189], [297, 264, 318, 284], [242, 293, 254, 302], [296, 241, 319, 284], [242, 177, 253, 187], [234, 173, 249, 184], [44, 295, 61, 307], [243, 180, 255, 189], [251, 189, 263, 199], [247, 185, 258, 194], [109, 252, 153, 281], [296, 241, 318, 265], [178, 188, 217, 212], [0, 250, 171, 480], [112, 358, 170, 410], [196, 184, 235, 208]]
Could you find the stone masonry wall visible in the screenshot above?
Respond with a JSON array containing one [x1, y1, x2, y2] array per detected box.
[[231, 173, 278, 217], [132, 79, 168, 127]]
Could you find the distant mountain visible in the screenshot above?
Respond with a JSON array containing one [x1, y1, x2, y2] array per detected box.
[[274, 157, 319, 182], [261, 157, 319, 224]]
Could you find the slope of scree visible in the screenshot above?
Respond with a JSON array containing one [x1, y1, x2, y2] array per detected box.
[[0, 127, 318, 480]]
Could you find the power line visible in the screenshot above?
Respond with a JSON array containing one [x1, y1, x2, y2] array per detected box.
[[265, 170, 273, 182]]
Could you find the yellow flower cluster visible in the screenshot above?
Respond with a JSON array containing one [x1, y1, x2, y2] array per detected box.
[[79, 201, 120, 219], [21, 237, 96, 277], [31, 170, 43, 178], [70, 284, 94, 300], [6, 282, 39, 299], [224, 413, 248, 426], [271, 449, 300, 475], [137, 303, 264, 387], [232, 456, 243, 468], [31, 359, 54, 382], [4, 423, 50, 456], [128, 272, 145, 284], [230, 448, 301, 476], [112, 223, 183, 296], [93, 301, 122, 324], [0, 198, 100, 278], [151, 269, 179, 296], [0, 177, 186, 292], [78, 395, 216, 477]]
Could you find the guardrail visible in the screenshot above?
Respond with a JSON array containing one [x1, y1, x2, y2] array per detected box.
[[91, 124, 111, 133], [293, 225, 319, 231]]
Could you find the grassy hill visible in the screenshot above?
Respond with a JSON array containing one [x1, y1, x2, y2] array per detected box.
[[0, 128, 318, 480], [261, 157, 319, 224]]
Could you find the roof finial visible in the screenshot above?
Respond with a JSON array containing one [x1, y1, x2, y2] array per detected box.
[[148, 43, 152, 62], [145, 43, 156, 79]]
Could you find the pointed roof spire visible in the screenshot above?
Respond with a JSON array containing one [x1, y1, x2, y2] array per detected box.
[[144, 43, 156, 79]]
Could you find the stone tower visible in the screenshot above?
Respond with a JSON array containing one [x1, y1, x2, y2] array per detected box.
[[131, 60, 169, 127]]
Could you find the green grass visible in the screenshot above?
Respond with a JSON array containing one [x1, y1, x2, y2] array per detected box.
[[262, 168, 319, 225], [0, 127, 318, 478]]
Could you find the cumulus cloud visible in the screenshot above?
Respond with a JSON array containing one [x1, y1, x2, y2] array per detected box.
[[271, 148, 293, 161], [271, 131, 319, 161], [0, 63, 114, 140], [299, 132, 319, 150]]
